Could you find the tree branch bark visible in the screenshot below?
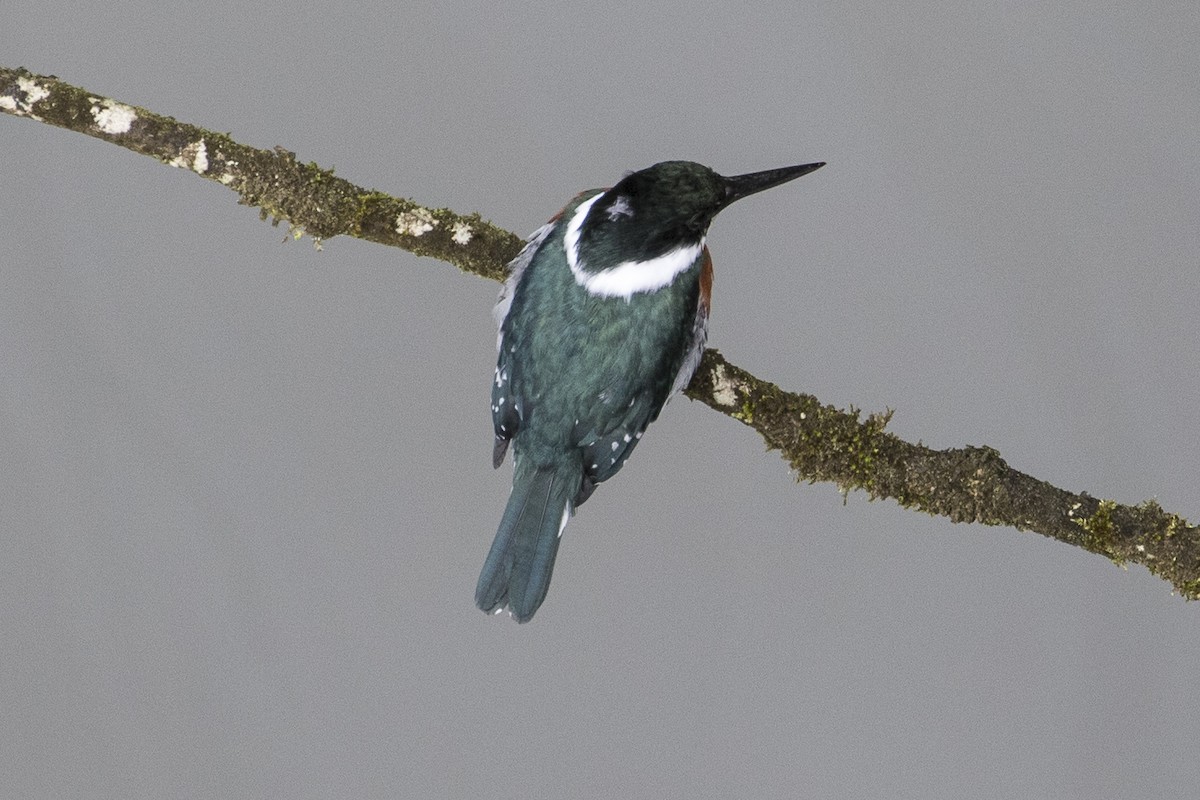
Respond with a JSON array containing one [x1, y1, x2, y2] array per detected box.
[[4, 66, 1196, 600]]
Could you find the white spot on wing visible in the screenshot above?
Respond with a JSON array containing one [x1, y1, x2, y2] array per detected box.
[[557, 502, 571, 538]]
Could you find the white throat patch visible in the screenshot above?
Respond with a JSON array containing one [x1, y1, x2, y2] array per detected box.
[[564, 193, 703, 300]]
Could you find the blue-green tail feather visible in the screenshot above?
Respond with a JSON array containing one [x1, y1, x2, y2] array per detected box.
[[476, 464, 577, 623]]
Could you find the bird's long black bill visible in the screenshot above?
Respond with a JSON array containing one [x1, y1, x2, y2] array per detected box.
[[722, 162, 825, 207]]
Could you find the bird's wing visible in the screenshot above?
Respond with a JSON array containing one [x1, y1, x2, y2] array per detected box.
[[668, 246, 712, 397], [490, 219, 559, 467]]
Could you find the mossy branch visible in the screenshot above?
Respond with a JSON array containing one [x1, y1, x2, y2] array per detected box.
[[4, 66, 1197, 600], [0, 66, 522, 279]]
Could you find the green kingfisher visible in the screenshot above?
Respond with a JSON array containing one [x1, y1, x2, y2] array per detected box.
[[477, 159, 825, 622]]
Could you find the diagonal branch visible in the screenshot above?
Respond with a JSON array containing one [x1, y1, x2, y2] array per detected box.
[[0, 66, 523, 278], [4, 66, 1197, 600]]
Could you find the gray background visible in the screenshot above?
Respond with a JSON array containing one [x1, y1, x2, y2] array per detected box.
[[3, 2, 1198, 798]]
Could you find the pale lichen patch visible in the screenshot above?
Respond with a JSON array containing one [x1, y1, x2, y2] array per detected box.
[[396, 207, 437, 237], [90, 98, 137, 134], [216, 159, 239, 185], [168, 139, 209, 174], [451, 221, 473, 245], [2, 76, 51, 117], [712, 363, 738, 407]]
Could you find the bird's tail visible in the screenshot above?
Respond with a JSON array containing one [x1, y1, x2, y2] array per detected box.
[[475, 462, 579, 623]]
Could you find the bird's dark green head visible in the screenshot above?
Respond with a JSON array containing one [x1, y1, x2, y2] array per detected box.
[[575, 160, 824, 270]]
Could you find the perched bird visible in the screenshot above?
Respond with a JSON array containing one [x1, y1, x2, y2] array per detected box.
[[477, 159, 825, 622]]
